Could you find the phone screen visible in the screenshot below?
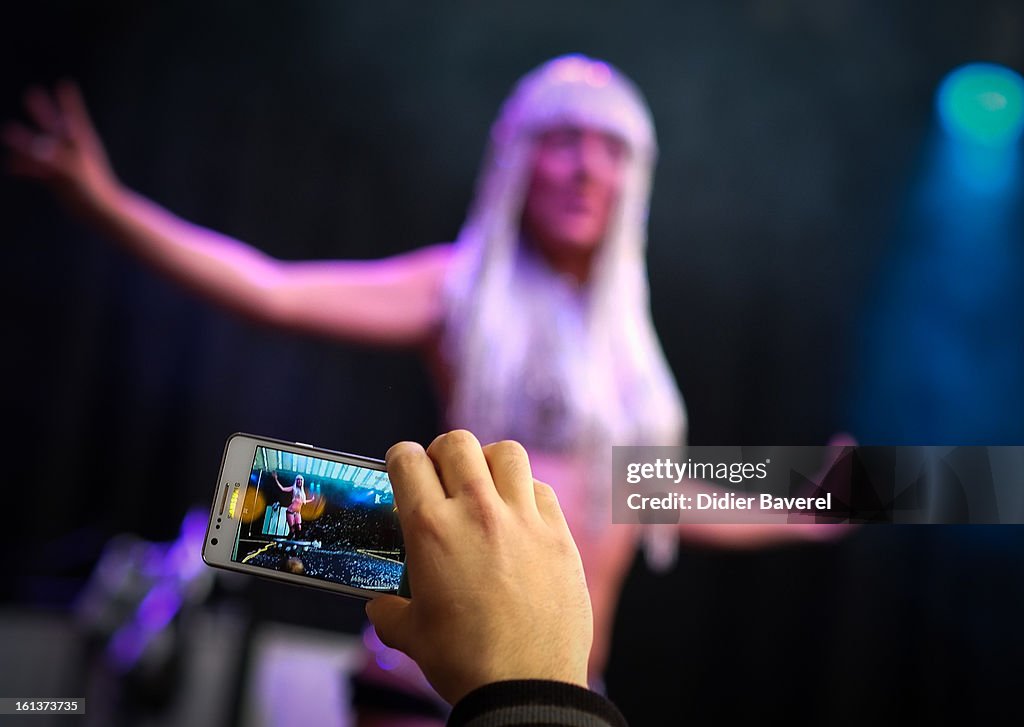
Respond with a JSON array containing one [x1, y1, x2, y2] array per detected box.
[[230, 444, 405, 593]]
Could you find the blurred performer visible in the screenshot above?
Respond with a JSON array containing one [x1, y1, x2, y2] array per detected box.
[[273, 471, 315, 538], [4, 54, 843, 724]]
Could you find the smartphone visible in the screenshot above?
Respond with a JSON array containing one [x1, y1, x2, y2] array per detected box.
[[202, 432, 408, 599]]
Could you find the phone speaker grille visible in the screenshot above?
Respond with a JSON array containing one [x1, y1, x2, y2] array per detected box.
[[218, 482, 231, 516]]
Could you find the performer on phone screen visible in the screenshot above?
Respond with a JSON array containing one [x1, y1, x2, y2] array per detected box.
[[272, 471, 314, 539]]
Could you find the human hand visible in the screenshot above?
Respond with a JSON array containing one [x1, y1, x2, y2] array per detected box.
[[3, 80, 120, 215], [674, 432, 863, 546], [786, 431, 860, 539], [365, 429, 593, 705]]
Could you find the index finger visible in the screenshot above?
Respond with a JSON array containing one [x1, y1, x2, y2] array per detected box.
[[24, 87, 63, 137], [55, 80, 99, 146], [385, 440, 445, 514]]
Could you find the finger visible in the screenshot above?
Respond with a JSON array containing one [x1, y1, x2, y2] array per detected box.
[[425, 429, 497, 501], [826, 431, 858, 448], [24, 86, 64, 137], [2, 121, 38, 156], [385, 440, 445, 514], [481, 440, 536, 511], [5, 154, 50, 180], [55, 79, 99, 146], [533, 479, 572, 536], [364, 595, 413, 655], [814, 435, 857, 486], [2, 123, 55, 177]]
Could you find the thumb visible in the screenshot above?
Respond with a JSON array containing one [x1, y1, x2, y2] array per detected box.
[[827, 431, 858, 447], [365, 595, 413, 654]]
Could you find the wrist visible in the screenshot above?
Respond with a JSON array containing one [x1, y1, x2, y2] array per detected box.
[[82, 174, 124, 217]]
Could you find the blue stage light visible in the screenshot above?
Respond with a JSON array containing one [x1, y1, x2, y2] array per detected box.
[[937, 62, 1024, 147]]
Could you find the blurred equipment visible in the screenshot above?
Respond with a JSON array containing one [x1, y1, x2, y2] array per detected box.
[[73, 509, 245, 727]]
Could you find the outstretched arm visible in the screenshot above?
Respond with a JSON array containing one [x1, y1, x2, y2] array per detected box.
[[3, 81, 453, 348], [674, 433, 858, 548], [272, 471, 292, 493]]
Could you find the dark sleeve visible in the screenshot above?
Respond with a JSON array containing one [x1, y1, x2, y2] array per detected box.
[[447, 679, 629, 727]]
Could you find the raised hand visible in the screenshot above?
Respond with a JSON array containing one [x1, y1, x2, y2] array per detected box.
[[3, 80, 119, 216]]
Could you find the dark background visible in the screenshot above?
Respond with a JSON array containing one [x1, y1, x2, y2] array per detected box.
[[2, 1, 1023, 724]]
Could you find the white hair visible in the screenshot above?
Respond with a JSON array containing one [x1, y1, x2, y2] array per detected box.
[[439, 54, 688, 570]]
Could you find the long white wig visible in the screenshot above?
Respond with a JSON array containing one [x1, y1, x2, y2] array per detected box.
[[439, 54, 687, 569]]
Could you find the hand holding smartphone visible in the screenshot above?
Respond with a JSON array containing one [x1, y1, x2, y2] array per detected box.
[[202, 433, 408, 599], [367, 432, 593, 705], [203, 429, 594, 708]]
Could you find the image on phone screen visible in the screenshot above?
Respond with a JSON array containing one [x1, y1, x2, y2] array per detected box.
[[230, 445, 404, 592]]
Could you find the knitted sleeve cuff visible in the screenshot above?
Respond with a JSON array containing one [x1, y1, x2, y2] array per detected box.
[[447, 679, 629, 727]]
